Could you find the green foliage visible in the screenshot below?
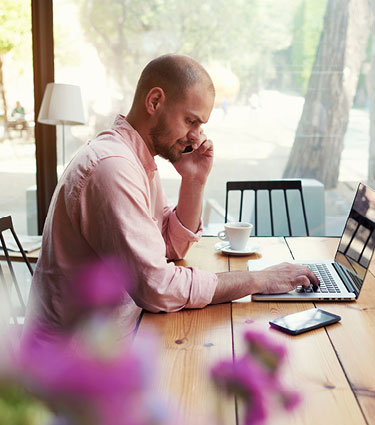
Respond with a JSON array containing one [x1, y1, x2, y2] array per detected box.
[[0, 0, 31, 56], [54, 4, 83, 69], [78, 0, 300, 99], [0, 381, 51, 425], [290, 0, 328, 94]]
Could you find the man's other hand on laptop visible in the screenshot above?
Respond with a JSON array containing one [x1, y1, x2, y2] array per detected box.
[[255, 262, 320, 294]]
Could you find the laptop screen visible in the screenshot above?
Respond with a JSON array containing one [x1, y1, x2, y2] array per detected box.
[[335, 183, 375, 292]]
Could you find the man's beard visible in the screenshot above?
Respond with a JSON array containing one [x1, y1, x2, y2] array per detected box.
[[149, 113, 182, 163]]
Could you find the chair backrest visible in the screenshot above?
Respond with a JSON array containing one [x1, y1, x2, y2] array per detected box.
[[0, 216, 33, 327], [225, 180, 309, 236]]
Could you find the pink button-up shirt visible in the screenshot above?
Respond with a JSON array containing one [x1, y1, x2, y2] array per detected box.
[[26, 115, 217, 338]]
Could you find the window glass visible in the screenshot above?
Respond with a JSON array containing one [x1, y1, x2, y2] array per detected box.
[[0, 1, 36, 235], [53, 0, 374, 236]]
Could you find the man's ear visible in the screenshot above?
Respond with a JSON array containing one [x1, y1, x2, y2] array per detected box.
[[145, 87, 165, 115]]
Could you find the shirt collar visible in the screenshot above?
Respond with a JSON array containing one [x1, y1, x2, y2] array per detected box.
[[112, 114, 157, 178]]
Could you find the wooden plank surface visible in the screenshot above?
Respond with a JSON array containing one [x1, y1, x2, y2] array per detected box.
[[231, 237, 366, 425], [136, 237, 236, 425], [287, 236, 375, 424], [135, 236, 371, 424]]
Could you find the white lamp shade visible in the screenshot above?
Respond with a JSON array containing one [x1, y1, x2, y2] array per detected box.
[[38, 83, 85, 126]]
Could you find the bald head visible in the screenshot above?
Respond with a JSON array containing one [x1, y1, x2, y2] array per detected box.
[[133, 54, 215, 106]]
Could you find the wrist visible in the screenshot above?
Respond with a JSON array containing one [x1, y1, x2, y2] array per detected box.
[[181, 175, 207, 188], [249, 271, 262, 294]]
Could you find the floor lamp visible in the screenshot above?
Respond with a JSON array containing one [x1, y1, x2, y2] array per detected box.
[[38, 83, 85, 168]]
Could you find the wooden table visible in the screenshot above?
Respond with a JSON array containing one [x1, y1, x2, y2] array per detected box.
[[0, 249, 40, 264], [135, 237, 375, 425]]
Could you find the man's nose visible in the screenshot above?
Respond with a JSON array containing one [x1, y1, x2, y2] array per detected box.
[[187, 127, 201, 142]]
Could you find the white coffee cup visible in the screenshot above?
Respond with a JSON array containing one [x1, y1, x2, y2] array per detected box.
[[217, 222, 253, 250]]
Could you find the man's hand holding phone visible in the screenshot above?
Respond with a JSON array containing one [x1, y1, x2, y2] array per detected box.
[[173, 131, 214, 185]]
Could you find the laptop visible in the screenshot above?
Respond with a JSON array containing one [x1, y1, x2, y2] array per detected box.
[[247, 182, 375, 302]]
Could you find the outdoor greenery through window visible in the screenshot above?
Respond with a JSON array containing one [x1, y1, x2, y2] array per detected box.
[[1, 0, 374, 237], [0, 0, 35, 235]]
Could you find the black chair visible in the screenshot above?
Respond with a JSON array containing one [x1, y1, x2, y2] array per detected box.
[[0, 216, 33, 328], [224, 180, 309, 236]]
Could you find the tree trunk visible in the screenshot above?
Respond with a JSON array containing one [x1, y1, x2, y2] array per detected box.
[[0, 55, 9, 135], [283, 0, 372, 189], [369, 28, 375, 188]]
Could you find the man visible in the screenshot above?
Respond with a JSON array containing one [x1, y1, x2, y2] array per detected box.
[[11, 101, 25, 118], [26, 54, 318, 338]]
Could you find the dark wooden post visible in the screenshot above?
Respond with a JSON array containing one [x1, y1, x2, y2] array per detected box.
[[32, 0, 57, 234]]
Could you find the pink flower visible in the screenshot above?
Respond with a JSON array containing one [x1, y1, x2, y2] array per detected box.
[[211, 330, 301, 425], [243, 329, 287, 375], [11, 258, 172, 425], [69, 257, 132, 311], [53, 257, 135, 335], [1, 258, 183, 425], [16, 325, 167, 425], [211, 357, 269, 425], [275, 384, 302, 411]]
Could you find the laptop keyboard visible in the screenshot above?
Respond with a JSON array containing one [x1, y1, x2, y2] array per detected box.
[[297, 263, 340, 294]]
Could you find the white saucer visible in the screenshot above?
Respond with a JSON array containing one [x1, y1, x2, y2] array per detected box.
[[215, 241, 261, 256]]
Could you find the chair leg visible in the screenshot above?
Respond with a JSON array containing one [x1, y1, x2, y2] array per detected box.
[[239, 191, 244, 222], [269, 190, 275, 236], [284, 190, 292, 236], [299, 191, 310, 236], [254, 191, 258, 236]]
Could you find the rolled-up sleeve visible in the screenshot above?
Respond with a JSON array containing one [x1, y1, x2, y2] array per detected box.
[[162, 204, 203, 260], [78, 157, 218, 313]]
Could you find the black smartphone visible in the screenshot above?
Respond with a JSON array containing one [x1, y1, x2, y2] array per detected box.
[[269, 308, 341, 335], [182, 145, 194, 154]]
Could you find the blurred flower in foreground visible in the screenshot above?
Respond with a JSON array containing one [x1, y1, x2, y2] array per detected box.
[[243, 329, 287, 377], [16, 325, 168, 425], [0, 258, 173, 425], [211, 329, 301, 425], [71, 257, 130, 312]]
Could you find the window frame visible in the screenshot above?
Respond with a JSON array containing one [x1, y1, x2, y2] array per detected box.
[[31, 0, 57, 234]]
